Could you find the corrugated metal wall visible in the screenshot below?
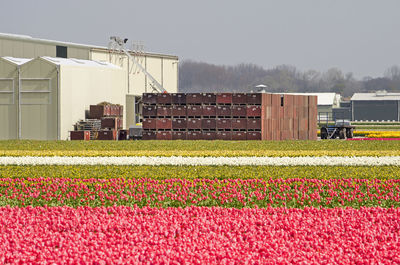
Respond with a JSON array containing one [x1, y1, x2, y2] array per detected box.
[[352, 100, 398, 121], [19, 59, 58, 140], [0, 59, 18, 139]]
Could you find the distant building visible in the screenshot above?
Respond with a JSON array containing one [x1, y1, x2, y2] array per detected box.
[[279, 92, 341, 121], [351, 91, 400, 121]]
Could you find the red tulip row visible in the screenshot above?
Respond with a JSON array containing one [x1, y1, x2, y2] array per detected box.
[[1, 177, 400, 208], [1, 206, 399, 264]]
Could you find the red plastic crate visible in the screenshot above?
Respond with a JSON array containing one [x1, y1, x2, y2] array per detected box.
[[216, 93, 232, 104], [202, 131, 217, 140], [216, 106, 231, 116], [202, 93, 216, 104], [231, 106, 247, 117], [142, 118, 157, 129], [142, 131, 157, 140], [157, 106, 172, 117], [157, 131, 172, 140], [217, 118, 232, 129], [186, 93, 203, 104], [232, 93, 247, 104], [172, 105, 186, 117], [157, 93, 172, 104], [202, 119, 216, 129], [143, 106, 157, 117], [247, 93, 262, 104], [172, 93, 186, 105], [202, 105, 216, 116], [172, 131, 187, 140], [98, 130, 116, 140], [142, 93, 157, 105], [232, 131, 247, 140], [247, 131, 261, 140], [156, 118, 172, 130], [246, 105, 261, 117], [172, 118, 187, 129], [187, 105, 202, 116], [187, 118, 202, 129], [247, 118, 261, 130], [70, 131, 90, 141], [217, 131, 232, 140], [231, 118, 247, 130], [187, 131, 202, 140]]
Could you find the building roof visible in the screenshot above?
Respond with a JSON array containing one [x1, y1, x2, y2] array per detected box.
[[351, 92, 400, 101], [40, 57, 121, 69], [279, 92, 339, 106], [1, 56, 32, 65], [0, 32, 179, 60]]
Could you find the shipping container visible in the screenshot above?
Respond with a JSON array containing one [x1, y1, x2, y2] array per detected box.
[[216, 106, 231, 116], [202, 105, 217, 116], [187, 118, 202, 129], [216, 93, 232, 104], [143, 106, 157, 117], [187, 105, 202, 116], [232, 131, 246, 140], [172, 118, 187, 129], [231, 118, 247, 130], [156, 118, 172, 130], [247, 93, 262, 104], [172, 131, 187, 140], [157, 93, 172, 104], [202, 93, 216, 104], [70, 131, 90, 140], [232, 93, 247, 104], [217, 131, 232, 140], [217, 118, 232, 129], [142, 118, 157, 130], [202, 119, 216, 129], [172, 93, 186, 105], [202, 131, 217, 140], [172, 105, 186, 117], [186, 93, 203, 104], [246, 105, 261, 117], [157, 131, 172, 140], [187, 131, 202, 140], [157, 106, 172, 117], [231, 106, 247, 117], [142, 130, 157, 140]]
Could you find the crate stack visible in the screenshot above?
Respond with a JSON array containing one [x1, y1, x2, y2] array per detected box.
[[142, 92, 317, 141], [70, 103, 126, 140], [142, 93, 263, 140]]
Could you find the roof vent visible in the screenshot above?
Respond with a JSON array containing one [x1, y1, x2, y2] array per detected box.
[[375, 90, 387, 97]]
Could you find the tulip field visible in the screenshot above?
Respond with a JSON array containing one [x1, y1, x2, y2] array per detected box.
[[1, 140, 400, 263]]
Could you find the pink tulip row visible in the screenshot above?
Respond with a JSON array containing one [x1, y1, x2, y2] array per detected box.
[[1, 177, 400, 208], [348, 138, 400, 141], [1, 206, 399, 264]]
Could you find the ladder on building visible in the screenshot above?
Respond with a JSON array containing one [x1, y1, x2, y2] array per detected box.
[[108, 36, 168, 94]]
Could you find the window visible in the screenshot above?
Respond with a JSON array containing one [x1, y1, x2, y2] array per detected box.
[[56, 45, 67, 58], [280, 95, 284, 107]]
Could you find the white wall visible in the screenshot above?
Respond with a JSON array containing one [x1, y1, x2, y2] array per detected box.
[[59, 64, 127, 140]]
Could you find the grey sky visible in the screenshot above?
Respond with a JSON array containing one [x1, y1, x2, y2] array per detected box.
[[1, 0, 399, 78]]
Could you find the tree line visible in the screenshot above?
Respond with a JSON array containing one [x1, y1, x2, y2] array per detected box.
[[179, 60, 400, 98]]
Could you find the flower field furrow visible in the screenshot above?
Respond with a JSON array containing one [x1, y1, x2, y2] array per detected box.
[[1, 155, 400, 166], [2, 165, 400, 180], [2, 178, 400, 208], [1, 206, 399, 264]]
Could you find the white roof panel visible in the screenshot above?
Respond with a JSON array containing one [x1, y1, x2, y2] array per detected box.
[[41, 57, 121, 69], [1, 56, 32, 65], [351, 92, 400, 101], [279, 92, 338, 105]]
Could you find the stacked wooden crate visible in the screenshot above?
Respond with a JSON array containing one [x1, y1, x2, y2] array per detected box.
[[142, 93, 317, 140]]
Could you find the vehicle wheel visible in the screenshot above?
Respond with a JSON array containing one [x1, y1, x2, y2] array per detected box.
[[339, 128, 346, 139], [320, 127, 328, 139], [346, 128, 353, 139]]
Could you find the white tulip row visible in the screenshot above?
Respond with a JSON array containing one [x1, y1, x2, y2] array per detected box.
[[0, 156, 399, 166]]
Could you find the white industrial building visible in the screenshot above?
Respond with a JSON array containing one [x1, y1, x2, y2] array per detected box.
[[0, 33, 179, 140]]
